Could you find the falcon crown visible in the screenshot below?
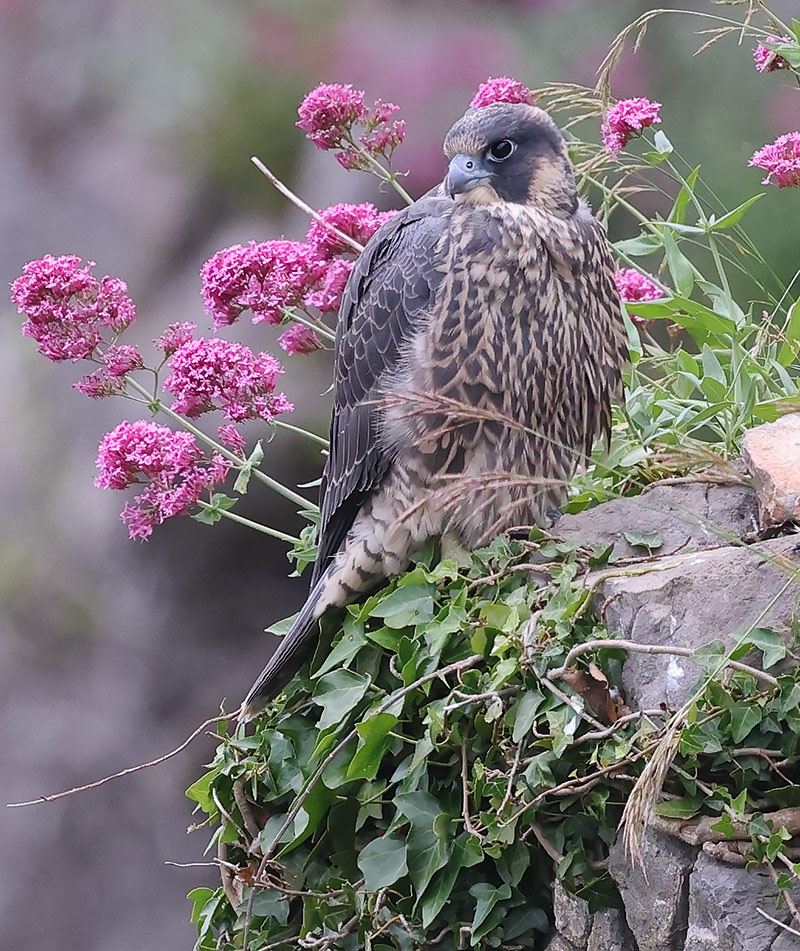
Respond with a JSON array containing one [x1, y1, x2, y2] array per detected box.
[[443, 102, 577, 216]]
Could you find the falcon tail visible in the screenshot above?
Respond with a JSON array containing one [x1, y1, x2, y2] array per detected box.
[[239, 578, 326, 721]]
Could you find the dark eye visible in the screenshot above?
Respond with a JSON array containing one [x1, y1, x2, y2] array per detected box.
[[487, 139, 515, 162]]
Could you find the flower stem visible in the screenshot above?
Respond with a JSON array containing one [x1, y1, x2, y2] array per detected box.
[[124, 376, 318, 512], [351, 144, 415, 205], [197, 501, 301, 544], [280, 307, 336, 343], [272, 419, 329, 448]]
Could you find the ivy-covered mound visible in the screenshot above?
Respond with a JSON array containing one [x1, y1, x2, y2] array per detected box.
[[186, 532, 800, 950]]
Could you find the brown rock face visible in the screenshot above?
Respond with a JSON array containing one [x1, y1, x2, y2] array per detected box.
[[742, 416, 800, 528]]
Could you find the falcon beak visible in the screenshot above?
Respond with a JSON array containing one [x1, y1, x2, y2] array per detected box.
[[446, 153, 492, 197]]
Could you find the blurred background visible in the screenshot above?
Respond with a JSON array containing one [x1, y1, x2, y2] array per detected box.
[[1, 0, 797, 947]]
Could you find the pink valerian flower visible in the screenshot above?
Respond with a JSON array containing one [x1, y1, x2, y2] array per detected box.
[[154, 322, 196, 356], [614, 268, 663, 321], [11, 255, 136, 362], [601, 98, 662, 158], [164, 337, 293, 423], [306, 203, 396, 259], [94, 419, 229, 540], [296, 83, 405, 169], [470, 77, 534, 109], [101, 344, 143, 377], [749, 132, 800, 188], [200, 240, 325, 328], [278, 323, 324, 355], [218, 424, 247, 454], [305, 259, 354, 314], [753, 36, 793, 73], [74, 368, 125, 399]]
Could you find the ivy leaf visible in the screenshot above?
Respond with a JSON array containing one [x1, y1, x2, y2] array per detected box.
[[729, 701, 762, 744], [469, 882, 512, 935], [346, 713, 399, 781], [396, 791, 452, 896], [419, 833, 483, 927], [511, 689, 544, 743], [249, 889, 289, 924], [623, 530, 663, 551], [733, 627, 787, 670], [357, 834, 408, 891], [313, 622, 368, 678], [370, 583, 436, 629], [655, 796, 705, 819], [186, 766, 222, 813], [312, 669, 370, 730]]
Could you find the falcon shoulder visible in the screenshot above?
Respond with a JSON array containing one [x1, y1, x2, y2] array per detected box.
[[311, 195, 451, 585]]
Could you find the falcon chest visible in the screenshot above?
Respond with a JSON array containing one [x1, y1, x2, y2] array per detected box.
[[415, 202, 590, 470]]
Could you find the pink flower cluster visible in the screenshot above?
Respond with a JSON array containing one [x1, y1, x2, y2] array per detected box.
[[11, 255, 136, 362], [614, 268, 663, 321], [164, 337, 293, 422], [75, 344, 144, 399], [296, 83, 405, 170], [278, 323, 323, 356], [601, 98, 662, 159], [753, 35, 793, 73], [469, 77, 534, 109], [200, 202, 394, 337], [749, 132, 800, 188], [94, 419, 229, 540]]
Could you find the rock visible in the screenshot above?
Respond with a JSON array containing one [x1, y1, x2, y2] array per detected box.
[[771, 930, 800, 949], [555, 482, 758, 561], [587, 908, 639, 951], [588, 535, 800, 710], [552, 879, 592, 948], [608, 828, 695, 951], [683, 852, 782, 951], [742, 417, 800, 528]]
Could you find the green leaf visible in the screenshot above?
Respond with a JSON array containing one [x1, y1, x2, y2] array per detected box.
[[778, 300, 800, 367], [396, 791, 452, 895], [187, 887, 215, 924], [312, 669, 370, 730], [370, 583, 436, 629], [734, 627, 786, 669], [313, 622, 368, 678], [623, 530, 663, 551], [613, 234, 663, 257], [662, 228, 694, 297], [655, 796, 705, 819], [249, 889, 289, 924], [511, 689, 544, 743], [668, 165, 701, 225], [233, 440, 264, 494], [469, 882, 512, 936], [419, 833, 483, 927], [192, 493, 237, 526], [629, 296, 735, 338], [357, 834, 408, 891], [707, 194, 763, 231], [710, 812, 737, 839], [185, 766, 222, 813], [346, 713, 398, 781], [729, 701, 762, 744]]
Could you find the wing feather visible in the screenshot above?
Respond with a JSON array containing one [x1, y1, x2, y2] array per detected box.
[[310, 196, 451, 584]]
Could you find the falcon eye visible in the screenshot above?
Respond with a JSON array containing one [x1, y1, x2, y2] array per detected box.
[[486, 139, 515, 163]]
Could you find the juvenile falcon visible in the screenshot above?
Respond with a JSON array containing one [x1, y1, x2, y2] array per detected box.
[[242, 101, 628, 718]]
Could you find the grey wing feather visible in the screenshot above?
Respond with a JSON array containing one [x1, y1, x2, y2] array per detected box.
[[311, 196, 450, 585]]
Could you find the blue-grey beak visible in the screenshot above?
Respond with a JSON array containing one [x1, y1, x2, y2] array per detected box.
[[446, 153, 492, 197]]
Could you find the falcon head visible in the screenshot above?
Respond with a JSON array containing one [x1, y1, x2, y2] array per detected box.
[[443, 102, 577, 217]]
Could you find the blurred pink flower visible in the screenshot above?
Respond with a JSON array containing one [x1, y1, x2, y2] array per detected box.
[[614, 268, 663, 321], [469, 77, 533, 109], [74, 368, 124, 399], [164, 337, 292, 423], [94, 420, 229, 540], [306, 202, 396, 259], [753, 36, 792, 73], [11, 254, 135, 362], [101, 344, 143, 377], [305, 259, 354, 314], [154, 322, 196, 356], [601, 98, 662, 158], [201, 241, 325, 327], [218, 424, 247, 454], [278, 323, 323, 356], [749, 132, 800, 187], [296, 83, 405, 169]]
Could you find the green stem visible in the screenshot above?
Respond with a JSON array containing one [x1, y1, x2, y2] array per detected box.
[[281, 307, 335, 343], [125, 377, 317, 512], [197, 501, 301, 544], [351, 142, 415, 205], [272, 419, 329, 448]]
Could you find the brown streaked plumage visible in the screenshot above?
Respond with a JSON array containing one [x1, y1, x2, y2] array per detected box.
[[242, 101, 628, 718]]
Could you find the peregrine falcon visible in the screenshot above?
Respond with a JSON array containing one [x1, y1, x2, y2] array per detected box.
[[242, 101, 628, 718]]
